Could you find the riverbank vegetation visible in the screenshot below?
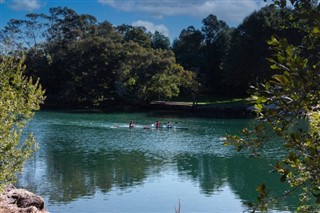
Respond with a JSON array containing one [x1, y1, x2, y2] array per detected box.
[[227, 0, 320, 212], [1, 0, 320, 212], [0, 56, 45, 190]]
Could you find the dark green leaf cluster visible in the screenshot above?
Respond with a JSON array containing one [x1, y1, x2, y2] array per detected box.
[[173, 15, 231, 96], [227, 0, 320, 211]]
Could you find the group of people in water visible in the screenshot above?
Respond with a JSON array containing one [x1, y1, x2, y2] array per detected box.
[[129, 120, 173, 128], [154, 121, 173, 128]]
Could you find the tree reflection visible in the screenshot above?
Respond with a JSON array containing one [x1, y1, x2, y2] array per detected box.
[[175, 153, 298, 211], [19, 121, 162, 203], [45, 149, 155, 202], [18, 112, 298, 211], [175, 154, 227, 194]]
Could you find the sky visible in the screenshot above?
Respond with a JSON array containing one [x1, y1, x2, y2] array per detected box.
[[0, 0, 268, 42]]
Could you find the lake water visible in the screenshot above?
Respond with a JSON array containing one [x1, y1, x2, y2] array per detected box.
[[18, 111, 296, 212]]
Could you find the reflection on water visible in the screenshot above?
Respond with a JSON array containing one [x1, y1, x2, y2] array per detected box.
[[19, 111, 296, 212]]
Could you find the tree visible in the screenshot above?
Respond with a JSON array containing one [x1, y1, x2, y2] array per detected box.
[[45, 7, 97, 44], [151, 31, 170, 50], [226, 0, 320, 212], [0, 7, 97, 55], [173, 16, 231, 96], [96, 21, 121, 42], [54, 36, 120, 106], [172, 26, 203, 72], [25, 34, 121, 107], [1, 6, 199, 107], [116, 24, 151, 48], [200, 14, 231, 95], [0, 13, 49, 55], [0, 56, 45, 190], [222, 6, 292, 96], [115, 42, 197, 103]]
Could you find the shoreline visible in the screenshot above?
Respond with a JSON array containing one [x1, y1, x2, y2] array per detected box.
[[0, 185, 49, 213], [41, 102, 252, 117]]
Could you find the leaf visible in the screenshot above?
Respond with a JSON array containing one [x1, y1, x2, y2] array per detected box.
[[254, 103, 264, 111], [288, 152, 298, 162], [257, 96, 267, 104], [275, 162, 285, 173], [251, 95, 259, 102], [267, 36, 278, 45], [272, 75, 288, 84], [256, 183, 268, 200], [285, 45, 293, 57], [312, 27, 320, 34], [270, 64, 281, 70]]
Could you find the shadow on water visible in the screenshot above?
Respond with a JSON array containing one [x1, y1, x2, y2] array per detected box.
[[57, 108, 252, 119]]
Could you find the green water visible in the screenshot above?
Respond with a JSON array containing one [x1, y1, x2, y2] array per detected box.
[[18, 111, 296, 212]]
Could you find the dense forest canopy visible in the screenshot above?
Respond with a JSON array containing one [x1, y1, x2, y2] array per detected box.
[[173, 5, 301, 96], [0, 5, 301, 107]]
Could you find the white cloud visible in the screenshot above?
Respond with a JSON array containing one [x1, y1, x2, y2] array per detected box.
[[98, 0, 267, 26], [132, 20, 169, 37], [10, 0, 41, 11]]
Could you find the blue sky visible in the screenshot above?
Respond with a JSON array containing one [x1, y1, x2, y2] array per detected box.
[[0, 0, 268, 41]]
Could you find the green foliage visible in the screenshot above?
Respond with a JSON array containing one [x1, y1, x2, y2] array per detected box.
[[173, 15, 231, 96], [151, 31, 170, 50], [172, 26, 203, 72], [0, 5, 309, 106], [201, 15, 231, 94], [51, 36, 120, 106], [226, 0, 320, 212], [2, 7, 194, 107], [4, 5, 299, 106], [222, 5, 295, 96], [0, 56, 45, 190], [46, 7, 97, 43], [116, 24, 151, 48], [116, 42, 197, 103]]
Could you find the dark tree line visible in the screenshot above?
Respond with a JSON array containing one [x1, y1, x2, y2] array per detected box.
[[173, 5, 302, 97], [0, 5, 302, 107]]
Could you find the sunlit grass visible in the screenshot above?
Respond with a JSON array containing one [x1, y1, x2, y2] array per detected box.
[[165, 97, 248, 106]]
